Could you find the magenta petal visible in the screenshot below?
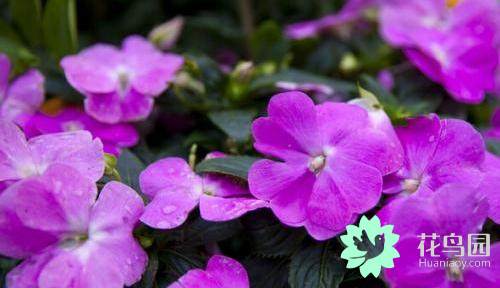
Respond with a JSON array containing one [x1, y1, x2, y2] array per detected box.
[[140, 157, 202, 198], [481, 153, 500, 223], [305, 173, 353, 240], [0, 54, 10, 98], [384, 237, 447, 288], [1, 69, 44, 124], [252, 117, 307, 161], [315, 102, 370, 146], [140, 189, 200, 229], [6, 251, 55, 287], [248, 159, 313, 226], [248, 159, 308, 201], [130, 54, 183, 96], [430, 119, 485, 169], [89, 181, 144, 232], [28, 130, 105, 182], [328, 155, 382, 213], [0, 186, 58, 258], [169, 269, 220, 288], [77, 248, 125, 288], [84, 92, 123, 124], [337, 128, 404, 176], [37, 251, 82, 287], [265, 91, 321, 155], [14, 164, 97, 233], [463, 243, 500, 286], [404, 48, 443, 83], [0, 120, 34, 182], [93, 234, 148, 286], [396, 114, 442, 177], [206, 255, 250, 288], [199, 194, 268, 221], [120, 88, 154, 122], [60, 45, 120, 94]]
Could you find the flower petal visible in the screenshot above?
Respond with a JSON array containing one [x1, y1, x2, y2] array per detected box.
[[89, 181, 144, 232], [206, 255, 249, 288], [28, 130, 105, 182], [199, 194, 268, 221]]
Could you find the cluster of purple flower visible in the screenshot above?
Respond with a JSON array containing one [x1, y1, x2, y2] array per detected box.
[[0, 1, 499, 287], [287, 0, 500, 103]]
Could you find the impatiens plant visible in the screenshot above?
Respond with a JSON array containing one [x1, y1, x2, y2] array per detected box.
[[248, 91, 403, 240], [139, 153, 267, 229], [0, 0, 498, 287], [61, 35, 183, 124]]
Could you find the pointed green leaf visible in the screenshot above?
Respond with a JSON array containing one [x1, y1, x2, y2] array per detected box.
[[9, 0, 42, 45], [42, 0, 78, 60], [195, 156, 260, 180], [208, 109, 256, 142]]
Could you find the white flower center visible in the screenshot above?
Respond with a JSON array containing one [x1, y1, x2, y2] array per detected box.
[[402, 178, 420, 194], [309, 155, 326, 174], [446, 257, 464, 282]]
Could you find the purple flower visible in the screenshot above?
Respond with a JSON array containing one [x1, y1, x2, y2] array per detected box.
[[24, 107, 139, 156], [61, 35, 184, 124], [248, 91, 403, 240], [285, 0, 375, 39], [379, 114, 485, 220], [485, 108, 500, 140], [275, 81, 340, 103], [377, 69, 394, 91], [382, 184, 499, 287], [0, 165, 147, 287], [0, 54, 44, 127], [0, 120, 104, 186], [480, 152, 500, 223], [380, 0, 500, 103], [168, 255, 249, 288], [139, 153, 268, 229]]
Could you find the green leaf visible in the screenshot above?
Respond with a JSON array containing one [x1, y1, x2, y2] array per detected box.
[[165, 217, 242, 246], [288, 243, 345, 288], [9, 0, 42, 45], [0, 19, 22, 43], [245, 256, 290, 288], [244, 211, 306, 258], [117, 149, 146, 192], [250, 21, 289, 63], [208, 109, 256, 142], [195, 156, 260, 180], [42, 0, 78, 60], [0, 36, 38, 75]]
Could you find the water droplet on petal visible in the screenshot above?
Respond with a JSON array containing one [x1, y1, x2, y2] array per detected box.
[[162, 205, 177, 214]]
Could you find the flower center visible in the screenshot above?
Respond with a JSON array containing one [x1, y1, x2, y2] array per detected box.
[[402, 178, 420, 194], [117, 71, 130, 93], [309, 155, 326, 174], [446, 257, 464, 282], [62, 121, 84, 132], [60, 233, 89, 248]]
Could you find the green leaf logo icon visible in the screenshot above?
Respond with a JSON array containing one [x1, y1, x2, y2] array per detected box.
[[340, 215, 400, 278]]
